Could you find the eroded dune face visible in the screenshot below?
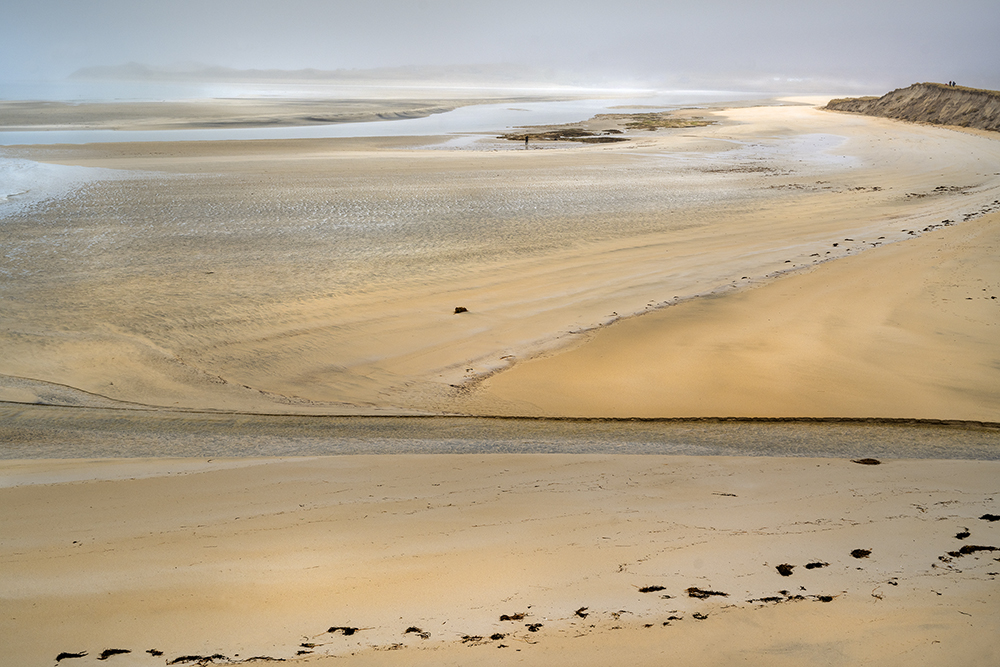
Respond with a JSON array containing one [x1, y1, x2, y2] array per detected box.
[[827, 82, 1000, 132], [2, 103, 999, 418]]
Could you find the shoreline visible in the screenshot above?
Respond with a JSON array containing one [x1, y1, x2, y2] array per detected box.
[[0, 95, 577, 132]]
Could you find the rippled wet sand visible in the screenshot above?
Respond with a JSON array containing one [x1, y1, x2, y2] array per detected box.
[[2, 404, 998, 460]]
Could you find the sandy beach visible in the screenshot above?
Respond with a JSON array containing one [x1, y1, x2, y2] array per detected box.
[[2, 454, 999, 665], [2, 99, 998, 418], [2, 94, 999, 665]]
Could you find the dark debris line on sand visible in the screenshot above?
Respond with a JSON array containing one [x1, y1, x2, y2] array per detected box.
[[638, 585, 667, 593], [96, 648, 131, 661], [686, 587, 729, 599], [57, 498, 1000, 662]]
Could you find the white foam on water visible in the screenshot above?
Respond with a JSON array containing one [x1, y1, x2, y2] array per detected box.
[[0, 157, 119, 219]]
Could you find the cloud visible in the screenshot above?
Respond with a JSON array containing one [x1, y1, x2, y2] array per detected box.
[[3, 0, 998, 90]]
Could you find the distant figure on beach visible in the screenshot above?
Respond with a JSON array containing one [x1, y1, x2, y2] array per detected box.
[[524, 135, 529, 149]]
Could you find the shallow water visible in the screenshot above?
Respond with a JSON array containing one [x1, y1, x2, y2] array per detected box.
[[1, 405, 997, 460], [0, 90, 764, 145]]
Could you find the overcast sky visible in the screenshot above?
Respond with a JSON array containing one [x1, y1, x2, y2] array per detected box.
[[4, 0, 999, 90]]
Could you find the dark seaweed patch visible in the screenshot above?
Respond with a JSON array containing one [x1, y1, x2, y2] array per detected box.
[[776, 564, 795, 576], [957, 545, 999, 556], [804, 561, 829, 569], [56, 653, 88, 662], [639, 585, 667, 593], [851, 549, 872, 559], [852, 458, 881, 465], [686, 587, 728, 599], [98, 649, 131, 660], [167, 656, 228, 665], [327, 626, 359, 636], [499, 613, 525, 621], [575, 607, 589, 618], [980, 514, 1000, 522]]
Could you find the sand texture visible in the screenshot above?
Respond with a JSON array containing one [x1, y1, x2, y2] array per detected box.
[[466, 209, 1000, 420], [3, 101, 999, 419], [2, 455, 999, 666], [3, 97, 1000, 667]]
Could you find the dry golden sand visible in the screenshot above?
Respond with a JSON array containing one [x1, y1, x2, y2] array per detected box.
[[2, 455, 999, 666], [465, 209, 1000, 421]]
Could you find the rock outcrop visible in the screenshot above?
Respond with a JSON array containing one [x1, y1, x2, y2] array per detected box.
[[826, 82, 1000, 131]]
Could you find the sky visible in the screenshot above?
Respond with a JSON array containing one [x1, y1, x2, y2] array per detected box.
[[4, 0, 999, 92]]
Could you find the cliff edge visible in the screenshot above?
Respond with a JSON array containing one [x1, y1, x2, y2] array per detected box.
[[826, 82, 1000, 131]]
